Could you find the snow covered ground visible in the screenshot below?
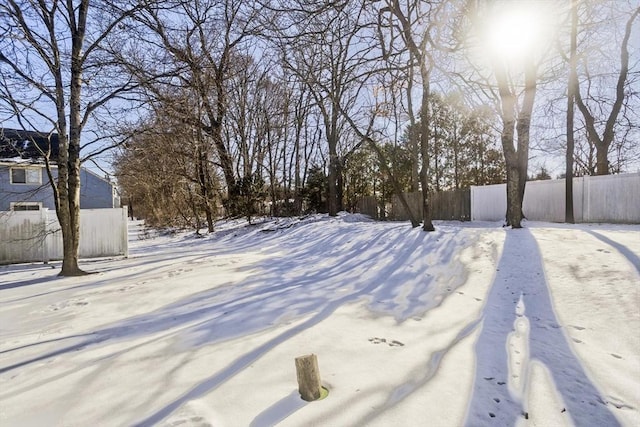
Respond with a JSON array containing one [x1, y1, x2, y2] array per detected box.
[[0, 214, 638, 427]]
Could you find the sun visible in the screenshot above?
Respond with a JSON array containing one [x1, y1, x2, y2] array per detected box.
[[481, 1, 555, 64]]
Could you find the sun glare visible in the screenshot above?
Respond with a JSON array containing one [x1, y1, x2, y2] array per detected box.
[[482, 1, 553, 64]]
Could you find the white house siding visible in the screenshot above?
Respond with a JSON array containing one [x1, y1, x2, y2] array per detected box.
[[471, 172, 640, 224], [0, 207, 128, 264]]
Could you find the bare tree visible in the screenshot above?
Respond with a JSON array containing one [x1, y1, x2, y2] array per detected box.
[[565, 0, 578, 223], [0, 0, 142, 275], [378, 0, 446, 231], [460, 0, 554, 228], [115, 109, 222, 231], [274, 0, 378, 217], [574, 5, 640, 175], [122, 0, 265, 216]]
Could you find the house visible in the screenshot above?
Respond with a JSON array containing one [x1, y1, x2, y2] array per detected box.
[[0, 128, 119, 211]]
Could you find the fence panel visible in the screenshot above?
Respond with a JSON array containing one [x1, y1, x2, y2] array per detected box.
[[390, 192, 422, 221], [432, 189, 470, 221], [470, 184, 507, 221], [0, 210, 48, 264], [522, 179, 566, 222], [584, 173, 640, 223], [357, 196, 379, 220], [79, 208, 129, 258], [0, 207, 128, 264], [470, 173, 640, 223], [389, 190, 470, 221]]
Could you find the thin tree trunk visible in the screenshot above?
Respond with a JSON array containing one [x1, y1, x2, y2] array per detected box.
[[565, 0, 577, 223], [419, 68, 434, 232], [327, 102, 340, 217]]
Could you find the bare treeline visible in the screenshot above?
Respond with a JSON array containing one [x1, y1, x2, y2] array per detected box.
[[3, 0, 638, 235]]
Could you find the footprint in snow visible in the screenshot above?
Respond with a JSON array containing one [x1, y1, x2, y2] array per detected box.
[[46, 298, 88, 311], [606, 396, 635, 410], [162, 416, 212, 427], [368, 337, 404, 347]]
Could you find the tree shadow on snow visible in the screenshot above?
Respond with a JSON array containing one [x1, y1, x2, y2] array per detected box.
[[465, 228, 620, 426], [586, 230, 640, 274], [130, 223, 473, 425], [1, 219, 475, 425]]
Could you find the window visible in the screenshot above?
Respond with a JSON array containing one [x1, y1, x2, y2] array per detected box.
[[10, 202, 42, 211], [10, 167, 41, 184]]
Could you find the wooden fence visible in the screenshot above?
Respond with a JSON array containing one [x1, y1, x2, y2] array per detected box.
[[358, 196, 380, 220], [0, 207, 128, 264], [358, 189, 470, 222], [390, 190, 470, 221]]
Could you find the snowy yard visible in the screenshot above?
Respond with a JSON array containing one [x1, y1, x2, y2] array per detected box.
[[1, 214, 638, 426]]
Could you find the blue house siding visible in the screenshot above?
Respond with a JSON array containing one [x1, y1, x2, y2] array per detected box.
[[80, 168, 117, 209], [0, 162, 116, 211]]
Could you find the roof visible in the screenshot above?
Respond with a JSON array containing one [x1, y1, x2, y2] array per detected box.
[[0, 128, 59, 160]]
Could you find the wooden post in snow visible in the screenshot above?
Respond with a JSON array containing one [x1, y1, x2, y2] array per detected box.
[[295, 354, 322, 401]]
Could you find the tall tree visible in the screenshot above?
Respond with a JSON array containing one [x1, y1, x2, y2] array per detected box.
[[0, 0, 142, 275], [276, 0, 375, 216], [574, 5, 639, 175], [125, 0, 265, 216], [379, 0, 443, 231], [494, 59, 537, 228], [462, 0, 555, 228], [565, 0, 578, 223]]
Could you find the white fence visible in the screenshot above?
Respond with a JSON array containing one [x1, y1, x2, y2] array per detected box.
[[0, 207, 128, 265], [471, 172, 640, 223]]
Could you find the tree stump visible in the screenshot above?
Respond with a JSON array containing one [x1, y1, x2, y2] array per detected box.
[[295, 354, 322, 401]]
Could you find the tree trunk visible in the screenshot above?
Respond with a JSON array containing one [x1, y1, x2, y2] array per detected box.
[[59, 2, 89, 276], [419, 70, 434, 232], [196, 144, 214, 232], [336, 159, 344, 212], [327, 104, 340, 217], [565, 0, 577, 224], [407, 73, 420, 193], [506, 166, 524, 228], [595, 146, 609, 176], [494, 52, 537, 229], [327, 151, 339, 216]]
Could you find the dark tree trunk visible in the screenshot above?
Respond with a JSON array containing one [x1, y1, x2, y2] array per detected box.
[[494, 55, 537, 229], [419, 66, 434, 232], [58, 1, 89, 276], [565, 0, 578, 224], [336, 158, 344, 212], [196, 144, 214, 232]]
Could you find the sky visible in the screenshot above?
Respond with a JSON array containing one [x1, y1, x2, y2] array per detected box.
[[1, 1, 638, 180]]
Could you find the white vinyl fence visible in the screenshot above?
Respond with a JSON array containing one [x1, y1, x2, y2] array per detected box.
[[0, 207, 128, 265], [471, 172, 640, 223]]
